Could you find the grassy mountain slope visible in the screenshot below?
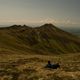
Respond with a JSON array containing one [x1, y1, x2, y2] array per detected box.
[[0, 24, 80, 54]]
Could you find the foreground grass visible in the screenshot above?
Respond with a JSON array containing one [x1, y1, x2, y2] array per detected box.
[[0, 53, 80, 80]]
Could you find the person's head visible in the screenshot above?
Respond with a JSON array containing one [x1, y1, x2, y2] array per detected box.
[[48, 61, 51, 64]]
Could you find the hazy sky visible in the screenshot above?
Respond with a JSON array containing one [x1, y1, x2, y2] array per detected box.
[[0, 0, 80, 27]]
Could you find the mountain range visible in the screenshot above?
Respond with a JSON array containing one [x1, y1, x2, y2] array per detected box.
[[0, 23, 80, 54]]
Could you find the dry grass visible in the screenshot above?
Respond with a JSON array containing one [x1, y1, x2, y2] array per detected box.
[[0, 53, 80, 80]]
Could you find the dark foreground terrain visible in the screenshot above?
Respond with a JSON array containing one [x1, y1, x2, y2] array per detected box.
[[0, 53, 80, 80]]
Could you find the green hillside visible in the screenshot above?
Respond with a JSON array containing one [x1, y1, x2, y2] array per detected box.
[[0, 24, 80, 54]]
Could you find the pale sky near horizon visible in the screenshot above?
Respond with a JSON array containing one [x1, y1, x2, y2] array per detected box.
[[0, 0, 80, 27]]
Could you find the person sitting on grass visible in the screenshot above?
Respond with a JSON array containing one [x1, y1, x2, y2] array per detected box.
[[45, 61, 53, 68], [45, 61, 60, 69]]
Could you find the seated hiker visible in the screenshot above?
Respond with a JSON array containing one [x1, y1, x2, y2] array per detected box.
[[45, 61, 53, 68], [45, 61, 60, 69]]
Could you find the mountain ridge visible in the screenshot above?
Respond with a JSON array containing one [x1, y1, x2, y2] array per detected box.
[[0, 23, 80, 54]]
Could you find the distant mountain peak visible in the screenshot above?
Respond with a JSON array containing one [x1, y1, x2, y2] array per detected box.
[[40, 23, 55, 27], [37, 23, 57, 32]]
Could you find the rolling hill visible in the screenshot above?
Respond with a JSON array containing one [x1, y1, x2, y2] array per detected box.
[[0, 23, 80, 54]]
